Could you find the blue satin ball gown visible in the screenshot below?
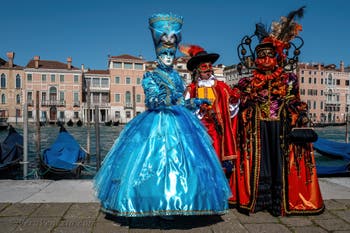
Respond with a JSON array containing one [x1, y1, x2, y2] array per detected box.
[[93, 64, 231, 217]]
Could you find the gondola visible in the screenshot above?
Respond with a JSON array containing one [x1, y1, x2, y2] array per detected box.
[[314, 137, 350, 176], [0, 125, 23, 178], [76, 119, 83, 127], [104, 120, 112, 126], [0, 117, 9, 131], [113, 120, 120, 126], [39, 126, 87, 179], [66, 119, 74, 127]]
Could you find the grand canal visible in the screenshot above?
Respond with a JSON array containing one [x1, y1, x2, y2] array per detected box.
[[0, 123, 348, 179]]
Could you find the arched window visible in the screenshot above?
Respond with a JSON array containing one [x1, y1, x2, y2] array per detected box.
[[16, 74, 21, 89], [49, 86, 57, 101], [16, 94, 21, 104], [1, 94, 6, 104], [1, 74, 6, 88]]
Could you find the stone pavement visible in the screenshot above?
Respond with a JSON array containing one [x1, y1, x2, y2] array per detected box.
[[0, 178, 349, 233]]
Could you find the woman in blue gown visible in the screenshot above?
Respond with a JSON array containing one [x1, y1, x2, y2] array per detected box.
[[93, 13, 231, 217]]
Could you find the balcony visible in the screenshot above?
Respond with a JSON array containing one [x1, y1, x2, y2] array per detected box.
[[41, 100, 66, 107], [124, 103, 133, 109], [83, 102, 110, 108], [73, 101, 80, 107]]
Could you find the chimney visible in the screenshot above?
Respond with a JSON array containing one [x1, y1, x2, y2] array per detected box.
[[6, 52, 14, 68], [34, 56, 40, 69], [340, 60, 344, 72], [67, 57, 72, 69], [81, 64, 85, 72]]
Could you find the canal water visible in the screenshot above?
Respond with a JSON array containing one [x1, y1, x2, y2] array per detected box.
[[0, 123, 123, 179], [0, 124, 348, 179]]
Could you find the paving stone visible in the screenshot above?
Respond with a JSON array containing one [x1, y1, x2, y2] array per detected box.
[[0, 203, 40, 216], [313, 218, 350, 231], [235, 211, 279, 224], [0, 222, 18, 232], [129, 228, 162, 233], [64, 203, 100, 219], [291, 226, 328, 233], [31, 203, 71, 217], [0, 203, 10, 211], [244, 223, 292, 233], [93, 222, 129, 233], [221, 209, 238, 221], [324, 199, 348, 210], [332, 209, 350, 223], [0, 216, 26, 224], [211, 218, 248, 233], [333, 199, 350, 208], [13, 225, 53, 233], [308, 209, 338, 220], [21, 217, 60, 228], [279, 216, 314, 227], [51, 226, 93, 233], [56, 218, 95, 228]]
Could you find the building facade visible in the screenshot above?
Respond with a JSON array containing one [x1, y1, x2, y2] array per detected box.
[[0, 52, 24, 123], [298, 61, 350, 124], [24, 56, 83, 124]]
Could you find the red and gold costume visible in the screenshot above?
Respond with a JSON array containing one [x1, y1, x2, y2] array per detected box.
[[187, 80, 239, 164], [180, 44, 240, 175], [231, 7, 324, 216]]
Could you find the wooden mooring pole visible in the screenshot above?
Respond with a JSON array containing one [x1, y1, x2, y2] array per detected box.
[[23, 103, 28, 179], [35, 91, 41, 159], [94, 106, 101, 171]]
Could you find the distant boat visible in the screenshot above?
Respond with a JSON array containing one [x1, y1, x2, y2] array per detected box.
[[66, 119, 74, 127], [76, 119, 83, 127], [104, 120, 112, 126], [113, 120, 120, 126], [0, 117, 9, 131], [314, 137, 350, 176], [39, 126, 87, 179], [0, 126, 23, 178]]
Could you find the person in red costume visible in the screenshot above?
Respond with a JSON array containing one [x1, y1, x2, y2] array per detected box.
[[231, 6, 324, 216], [180, 44, 240, 178]]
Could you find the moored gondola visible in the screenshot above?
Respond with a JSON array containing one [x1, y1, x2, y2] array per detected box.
[[39, 126, 87, 179], [0, 125, 23, 178], [66, 119, 74, 127], [314, 137, 350, 176]]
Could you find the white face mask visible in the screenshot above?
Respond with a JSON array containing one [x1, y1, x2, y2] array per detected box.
[[158, 51, 175, 66]]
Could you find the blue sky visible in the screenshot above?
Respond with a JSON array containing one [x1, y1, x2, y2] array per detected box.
[[1, 0, 349, 69]]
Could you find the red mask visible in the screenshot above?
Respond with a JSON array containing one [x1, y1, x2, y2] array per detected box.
[[255, 56, 277, 71]]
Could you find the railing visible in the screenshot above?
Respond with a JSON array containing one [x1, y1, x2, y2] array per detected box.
[[83, 102, 110, 108], [73, 101, 80, 107], [124, 103, 133, 109], [41, 100, 66, 107]]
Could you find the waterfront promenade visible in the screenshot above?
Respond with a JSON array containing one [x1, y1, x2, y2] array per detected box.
[[0, 178, 349, 232]]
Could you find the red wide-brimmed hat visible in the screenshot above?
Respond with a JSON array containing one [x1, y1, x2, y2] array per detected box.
[[180, 44, 219, 71]]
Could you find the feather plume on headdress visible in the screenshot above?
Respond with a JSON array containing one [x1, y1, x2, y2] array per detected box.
[[254, 23, 270, 43], [179, 44, 205, 57], [270, 6, 305, 42]]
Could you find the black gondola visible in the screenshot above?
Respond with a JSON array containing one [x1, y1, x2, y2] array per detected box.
[[39, 126, 87, 179], [76, 119, 83, 127], [113, 120, 120, 126], [104, 120, 112, 126], [66, 119, 74, 127], [0, 125, 23, 178], [0, 117, 9, 131]]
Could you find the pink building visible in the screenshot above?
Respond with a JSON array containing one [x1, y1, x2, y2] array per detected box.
[[297, 61, 350, 124], [0, 52, 24, 123], [108, 55, 146, 123], [24, 56, 83, 124]]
